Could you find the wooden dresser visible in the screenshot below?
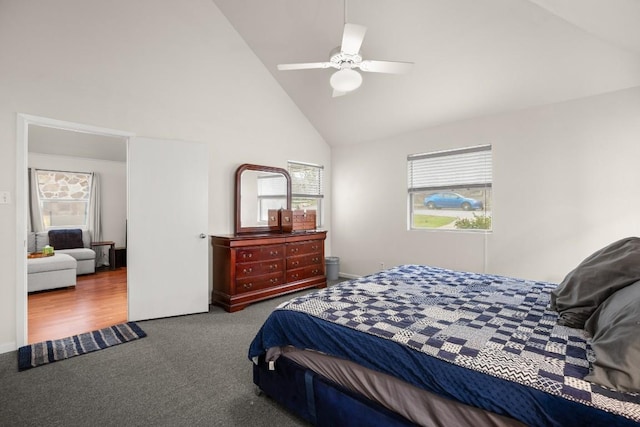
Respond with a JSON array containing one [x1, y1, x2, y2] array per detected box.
[[211, 230, 327, 312]]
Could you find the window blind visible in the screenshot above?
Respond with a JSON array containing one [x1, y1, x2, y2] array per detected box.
[[288, 161, 324, 198], [408, 145, 492, 192]]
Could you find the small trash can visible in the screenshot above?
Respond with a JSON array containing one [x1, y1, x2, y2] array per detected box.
[[325, 256, 340, 281]]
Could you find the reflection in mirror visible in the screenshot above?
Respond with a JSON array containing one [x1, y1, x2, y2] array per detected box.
[[240, 170, 287, 227], [235, 164, 291, 234]]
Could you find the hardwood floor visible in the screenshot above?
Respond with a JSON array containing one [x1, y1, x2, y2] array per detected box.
[[28, 268, 127, 344]]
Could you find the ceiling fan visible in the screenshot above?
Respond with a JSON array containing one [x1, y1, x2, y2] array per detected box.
[[277, 23, 414, 97]]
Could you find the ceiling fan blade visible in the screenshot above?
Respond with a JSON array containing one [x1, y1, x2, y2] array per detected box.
[[332, 89, 347, 97], [277, 62, 331, 71], [341, 23, 367, 55], [359, 60, 414, 74]]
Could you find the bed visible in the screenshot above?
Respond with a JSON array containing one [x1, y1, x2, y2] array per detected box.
[[248, 263, 640, 427]]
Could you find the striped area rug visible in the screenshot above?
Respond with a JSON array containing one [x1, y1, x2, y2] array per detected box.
[[18, 322, 146, 371]]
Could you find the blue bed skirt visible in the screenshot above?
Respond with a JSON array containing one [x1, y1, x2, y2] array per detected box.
[[253, 354, 417, 426]]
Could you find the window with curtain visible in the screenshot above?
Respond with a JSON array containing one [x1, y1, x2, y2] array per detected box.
[[288, 161, 324, 227], [35, 169, 93, 229], [408, 145, 492, 230]]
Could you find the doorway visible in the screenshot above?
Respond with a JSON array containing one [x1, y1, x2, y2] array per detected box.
[[16, 114, 134, 347], [16, 115, 210, 349], [28, 125, 128, 342]]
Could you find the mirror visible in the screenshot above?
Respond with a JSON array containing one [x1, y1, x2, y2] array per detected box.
[[235, 163, 291, 234]]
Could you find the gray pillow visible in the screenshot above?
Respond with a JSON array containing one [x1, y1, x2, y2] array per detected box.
[[550, 237, 640, 328], [584, 280, 640, 392]]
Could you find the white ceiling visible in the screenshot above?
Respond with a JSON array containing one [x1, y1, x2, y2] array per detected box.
[[26, 1, 640, 158], [212, 0, 640, 146]]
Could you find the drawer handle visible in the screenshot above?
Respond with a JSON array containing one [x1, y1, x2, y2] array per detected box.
[[270, 216, 276, 221], [291, 248, 299, 254], [312, 257, 319, 262], [270, 278, 279, 284], [243, 253, 253, 259], [292, 261, 299, 266], [243, 283, 253, 290], [243, 267, 253, 274], [312, 245, 318, 250], [312, 269, 319, 275], [270, 250, 278, 256], [291, 274, 299, 279], [269, 264, 278, 270]]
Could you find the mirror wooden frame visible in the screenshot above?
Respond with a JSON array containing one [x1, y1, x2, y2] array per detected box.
[[235, 163, 292, 234]]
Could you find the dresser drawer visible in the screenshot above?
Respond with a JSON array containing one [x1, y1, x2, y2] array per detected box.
[[212, 231, 326, 312], [236, 273, 285, 294], [236, 260, 284, 278], [287, 253, 322, 270], [287, 241, 323, 257], [236, 245, 284, 262], [287, 265, 324, 283]]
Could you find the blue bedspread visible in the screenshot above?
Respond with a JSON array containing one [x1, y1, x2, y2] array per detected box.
[[249, 265, 640, 426]]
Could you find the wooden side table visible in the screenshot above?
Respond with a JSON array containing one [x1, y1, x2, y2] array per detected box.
[[91, 241, 116, 270]]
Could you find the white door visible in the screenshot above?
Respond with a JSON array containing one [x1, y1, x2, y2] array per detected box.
[[127, 137, 209, 320]]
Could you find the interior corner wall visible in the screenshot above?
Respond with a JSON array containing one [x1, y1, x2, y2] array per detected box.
[[0, 0, 330, 353], [332, 87, 640, 282]]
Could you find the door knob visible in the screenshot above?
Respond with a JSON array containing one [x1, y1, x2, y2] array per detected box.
[[199, 233, 207, 239]]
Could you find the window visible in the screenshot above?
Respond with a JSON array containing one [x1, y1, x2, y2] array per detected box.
[[408, 145, 492, 230], [35, 169, 93, 229], [288, 161, 324, 227]]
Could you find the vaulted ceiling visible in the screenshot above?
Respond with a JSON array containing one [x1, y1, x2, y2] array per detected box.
[[213, 0, 640, 146]]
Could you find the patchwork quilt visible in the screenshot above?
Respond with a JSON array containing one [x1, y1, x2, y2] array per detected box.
[[249, 265, 640, 426]]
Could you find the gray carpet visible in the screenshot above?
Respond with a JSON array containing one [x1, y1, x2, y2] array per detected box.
[[0, 285, 344, 426]]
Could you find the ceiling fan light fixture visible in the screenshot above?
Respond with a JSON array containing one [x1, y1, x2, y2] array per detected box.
[[330, 68, 362, 92]]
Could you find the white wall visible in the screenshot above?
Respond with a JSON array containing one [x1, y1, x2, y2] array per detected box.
[[0, 0, 330, 353], [332, 87, 640, 283], [28, 153, 127, 247]]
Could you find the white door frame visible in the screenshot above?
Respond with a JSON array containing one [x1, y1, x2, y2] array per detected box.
[[15, 114, 135, 348]]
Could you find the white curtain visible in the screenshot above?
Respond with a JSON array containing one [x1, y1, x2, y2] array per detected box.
[[28, 168, 44, 232], [88, 173, 106, 266]]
